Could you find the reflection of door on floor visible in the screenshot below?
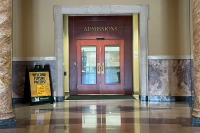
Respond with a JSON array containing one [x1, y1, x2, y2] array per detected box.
[[77, 40, 124, 94]]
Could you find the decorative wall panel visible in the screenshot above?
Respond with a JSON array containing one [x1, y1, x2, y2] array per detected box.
[[148, 59, 193, 96]]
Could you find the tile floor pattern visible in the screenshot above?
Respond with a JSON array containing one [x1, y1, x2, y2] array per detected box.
[[0, 99, 200, 133]]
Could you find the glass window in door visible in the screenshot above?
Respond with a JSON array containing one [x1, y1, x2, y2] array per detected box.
[[105, 46, 120, 84], [81, 46, 96, 84]]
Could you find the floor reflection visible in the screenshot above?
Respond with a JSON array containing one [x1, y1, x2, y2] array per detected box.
[[0, 100, 199, 133], [68, 101, 133, 133], [29, 110, 51, 133], [80, 105, 122, 133]]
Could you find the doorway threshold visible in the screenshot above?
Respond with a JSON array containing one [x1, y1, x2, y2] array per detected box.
[[66, 95, 135, 100]]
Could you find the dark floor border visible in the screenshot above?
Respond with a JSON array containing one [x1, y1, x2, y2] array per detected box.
[[12, 98, 23, 104], [149, 96, 192, 102], [192, 117, 200, 126], [12, 96, 65, 104], [139, 95, 148, 101], [140, 95, 192, 102], [12, 96, 193, 103], [53, 96, 65, 102], [0, 118, 16, 128]]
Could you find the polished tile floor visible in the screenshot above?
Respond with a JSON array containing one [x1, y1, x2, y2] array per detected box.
[[0, 98, 200, 133]]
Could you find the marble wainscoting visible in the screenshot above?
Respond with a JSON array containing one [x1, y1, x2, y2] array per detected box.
[[12, 58, 56, 103], [148, 58, 193, 102]]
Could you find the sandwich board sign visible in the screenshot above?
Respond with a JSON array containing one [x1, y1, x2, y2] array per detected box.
[[29, 71, 52, 103], [23, 65, 53, 105]]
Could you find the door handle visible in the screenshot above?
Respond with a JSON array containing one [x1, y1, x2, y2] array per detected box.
[[97, 63, 101, 74], [101, 63, 104, 74]]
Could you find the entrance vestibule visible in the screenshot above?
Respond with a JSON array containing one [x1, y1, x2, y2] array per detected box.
[[68, 16, 133, 95], [54, 5, 149, 99]]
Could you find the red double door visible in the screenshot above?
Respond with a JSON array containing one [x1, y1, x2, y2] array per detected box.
[[76, 39, 125, 94]]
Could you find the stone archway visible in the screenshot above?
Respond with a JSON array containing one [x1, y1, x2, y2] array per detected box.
[[53, 5, 149, 100]]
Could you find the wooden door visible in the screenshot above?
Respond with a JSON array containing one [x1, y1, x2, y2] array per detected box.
[[77, 40, 124, 94]]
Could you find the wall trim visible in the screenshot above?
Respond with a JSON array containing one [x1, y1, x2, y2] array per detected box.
[[12, 56, 193, 61], [12, 57, 56, 61], [148, 55, 193, 60]]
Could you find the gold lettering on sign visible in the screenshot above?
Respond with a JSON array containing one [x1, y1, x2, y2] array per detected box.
[[84, 26, 117, 32]]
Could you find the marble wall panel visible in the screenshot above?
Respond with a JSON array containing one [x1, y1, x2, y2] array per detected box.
[[148, 59, 193, 96], [12, 59, 193, 99], [148, 60, 170, 95], [12, 61, 56, 98]]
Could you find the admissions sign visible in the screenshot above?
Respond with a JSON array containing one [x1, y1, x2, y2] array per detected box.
[[29, 71, 52, 103]]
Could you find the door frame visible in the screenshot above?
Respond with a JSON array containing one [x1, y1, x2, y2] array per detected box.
[[54, 5, 149, 99]]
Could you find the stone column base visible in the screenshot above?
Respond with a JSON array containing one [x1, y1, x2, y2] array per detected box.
[[192, 117, 200, 126], [192, 108, 200, 118], [0, 118, 16, 128]]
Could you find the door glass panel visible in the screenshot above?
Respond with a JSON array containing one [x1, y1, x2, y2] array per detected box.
[[81, 46, 96, 84], [105, 46, 120, 84]]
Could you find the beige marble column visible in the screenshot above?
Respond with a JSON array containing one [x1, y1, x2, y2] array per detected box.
[[0, 0, 15, 120], [192, 0, 200, 118]]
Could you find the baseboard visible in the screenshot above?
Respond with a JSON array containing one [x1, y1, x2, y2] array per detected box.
[[12, 98, 23, 104], [12, 96, 193, 103], [12, 96, 65, 104], [53, 96, 65, 102], [139, 95, 192, 102], [0, 118, 16, 128], [148, 96, 192, 102], [139, 95, 148, 101], [192, 117, 200, 126]]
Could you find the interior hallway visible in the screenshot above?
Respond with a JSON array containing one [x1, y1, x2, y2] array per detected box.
[[0, 98, 199, 133]]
